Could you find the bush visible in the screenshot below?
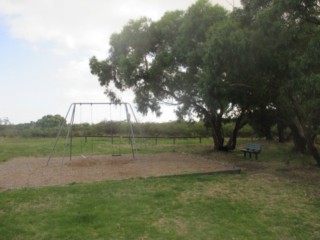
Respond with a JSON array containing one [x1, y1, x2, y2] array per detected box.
[[223, 122, 255, 138]]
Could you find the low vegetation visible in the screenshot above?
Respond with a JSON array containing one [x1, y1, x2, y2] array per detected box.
[[1, 171, 319, 239], [0, 138, 319, 239], [0, 117, 256, 139]]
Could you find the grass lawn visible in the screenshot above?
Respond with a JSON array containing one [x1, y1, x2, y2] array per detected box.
[[0, 138, 320, 239], [0, 137, 213, 163], [0, 138, 54, 162]]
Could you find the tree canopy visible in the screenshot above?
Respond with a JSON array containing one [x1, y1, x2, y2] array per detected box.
[[36, 115, 66, 128], [90, 0, 320, 165]]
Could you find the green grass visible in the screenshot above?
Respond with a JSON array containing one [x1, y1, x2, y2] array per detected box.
[[0, 137, 213, 162], [0, 138, 320, 239], [0, 138, 54, 162], [1, 172, 320, 239]]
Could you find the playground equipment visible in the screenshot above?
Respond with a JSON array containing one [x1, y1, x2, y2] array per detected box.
[[47, 102, 138, 166]]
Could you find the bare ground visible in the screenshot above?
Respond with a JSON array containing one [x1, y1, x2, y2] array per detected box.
[[0, 152, 238, 190]]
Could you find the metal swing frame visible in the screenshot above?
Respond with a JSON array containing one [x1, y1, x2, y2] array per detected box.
[[47, 102, 138, 166]]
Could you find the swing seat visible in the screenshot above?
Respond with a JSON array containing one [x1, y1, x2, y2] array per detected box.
[[112, 154, 122, 157]]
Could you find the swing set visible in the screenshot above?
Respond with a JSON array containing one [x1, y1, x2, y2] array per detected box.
[[47, 102, 138, 166]]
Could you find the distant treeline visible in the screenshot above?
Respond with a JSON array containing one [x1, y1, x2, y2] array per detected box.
[[0, 114, 258, 138]]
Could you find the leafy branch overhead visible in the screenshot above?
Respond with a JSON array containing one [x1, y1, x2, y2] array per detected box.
[[90, 0, 320, 165]]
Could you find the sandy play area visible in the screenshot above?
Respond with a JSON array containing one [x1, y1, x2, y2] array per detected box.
[[0, 152, 239, 190]]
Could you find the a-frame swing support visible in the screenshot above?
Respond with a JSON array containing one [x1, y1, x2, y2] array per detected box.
[[47, 102, 138, 166]]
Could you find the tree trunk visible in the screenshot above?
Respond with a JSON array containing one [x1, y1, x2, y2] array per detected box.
[[226, 111, 248, 150], [226, 130, 238, 150], [277, 121, 286, 143], [206, 114, 224, 151], [291, 114, 308, 154], [265, 127, 273, 140], [290, 124, 307, 153], [211, 123, 224, 150], [306, 139, 320, 166], [290, 117, 320, 166]]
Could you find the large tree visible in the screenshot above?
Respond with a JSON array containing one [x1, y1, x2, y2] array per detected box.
[[240, 0, 320, 164], [90, 0, 241, 150], [202, 14, 266, 148], [90, 0, 320, 164]]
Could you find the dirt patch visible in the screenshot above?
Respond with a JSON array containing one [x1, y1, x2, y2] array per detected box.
[[0, 153, 238, 190]]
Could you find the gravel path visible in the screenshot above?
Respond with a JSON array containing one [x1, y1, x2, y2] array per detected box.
[[0, 153, 237, 190]]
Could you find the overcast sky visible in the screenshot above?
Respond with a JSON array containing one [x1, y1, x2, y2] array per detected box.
[[0, 0, 241, 124]]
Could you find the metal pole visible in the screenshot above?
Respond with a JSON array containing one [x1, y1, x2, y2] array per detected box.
[[125, 103, 136, 159], [61, 103, 76, 166], [69, 105, 76, 161], [47, 103, 74, 166]]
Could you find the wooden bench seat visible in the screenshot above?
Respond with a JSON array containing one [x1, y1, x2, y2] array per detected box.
[[240, 143, 262, 160]]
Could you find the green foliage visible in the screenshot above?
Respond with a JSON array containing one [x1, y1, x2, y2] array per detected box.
[[36, 115, 65, 128], [249, 108, 277, 139], [0, 117, 211, 139], [137, 121, 209, 137], [239, 0, 320, 163], [0, 115, 66, 138], [88, 0, 319, 160], [224, 122, 254, 138], [90, 0, 250, 150]]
